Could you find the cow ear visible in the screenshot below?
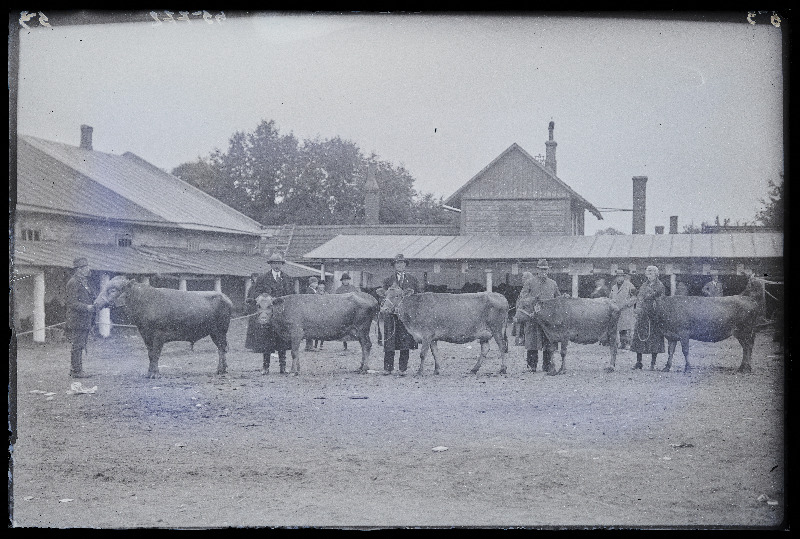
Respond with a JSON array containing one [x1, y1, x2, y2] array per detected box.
[[403, 288, 415, 297], [375, 288, 386, 298]]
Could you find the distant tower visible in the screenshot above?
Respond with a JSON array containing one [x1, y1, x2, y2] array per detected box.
[[545, 121, 557, 176], [632, 176, 648, 235], [364, 163, 380, 225]]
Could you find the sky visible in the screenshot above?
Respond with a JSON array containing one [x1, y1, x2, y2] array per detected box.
[[13, 11, 784, 235]]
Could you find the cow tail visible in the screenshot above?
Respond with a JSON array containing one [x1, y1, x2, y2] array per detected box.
[[502, 320, 509, 353]]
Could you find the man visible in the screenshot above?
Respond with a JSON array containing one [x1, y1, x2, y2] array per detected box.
[[335, 273, 358, 350], [631, 265, 666, 369], [304, 276, 319, 351], [517, 259, 560, 372], [590, 277, 610, 298], [65, 257, 95, 378], [381, 254, 421, 375], [608, 269, 637, 349], [245, 252, 295, 374], [702, 273, 724, 297]]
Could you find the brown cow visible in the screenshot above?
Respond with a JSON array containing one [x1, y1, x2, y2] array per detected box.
[[514, 296, 621, 375], [376, 287, 509, 375], [255, 291, 379, 374], [93, 276, 232, 378], [649, 276, 766, 372]]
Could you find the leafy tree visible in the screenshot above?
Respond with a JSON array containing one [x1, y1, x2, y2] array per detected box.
[[594, 227, 626, 236], [756, 174, 784, 230]]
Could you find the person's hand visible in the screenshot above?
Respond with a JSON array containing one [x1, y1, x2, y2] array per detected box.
[[87, 304, 96, 313]]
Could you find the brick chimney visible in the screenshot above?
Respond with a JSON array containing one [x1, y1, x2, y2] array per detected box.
[[632, 176, 647, 234], [669, 216, 678, 234], [545, 121, 557, 176], [364, 162, 380, 225], [80, 125, 93, 150]]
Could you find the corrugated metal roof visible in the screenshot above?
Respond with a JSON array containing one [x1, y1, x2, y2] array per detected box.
[[13, 241, 323, 278], [303, 233, 783, 261], [18, 136, 265, 235]]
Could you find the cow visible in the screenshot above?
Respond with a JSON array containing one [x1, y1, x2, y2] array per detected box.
[[376, 286, 509, 375], [514, 296, 621, 375], [647, 276, 766, 373], [254, 291, 379, 374], [93, 276, 232, 378]]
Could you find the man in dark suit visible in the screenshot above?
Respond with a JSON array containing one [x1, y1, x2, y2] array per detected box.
[[65, 257, 95, 377], [245, 252, 295, 374], [381, 254, 421, 375]]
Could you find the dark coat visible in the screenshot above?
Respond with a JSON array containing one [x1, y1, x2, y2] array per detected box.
[[245, 271, 295, 353], [517, 276, 560, 350], [630, 278, 666, 354], [65, 274, 94, 334], [382, 272, 421, 352]]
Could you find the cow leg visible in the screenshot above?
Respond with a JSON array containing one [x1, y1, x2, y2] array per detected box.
[[493, 331, 508, 375], [210, 332, 228, 375], [416, 340, 429, 376], [430, 341, 442, 375], [469, 342, 487, 374], [735, 330, 755, 373], [605, 338, 618, 373], [357, 331, 372, 374], [146, 337, 165, 379], [664, 340, 677, 372], [650, 353, 658, 371], [478, 340, 491, 374], [290, 344, 300, 375], [681, 339, 691, 373]]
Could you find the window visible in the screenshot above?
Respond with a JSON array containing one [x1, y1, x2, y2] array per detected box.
[[21, 228, 41, 241], [116, 234, 133, 247]]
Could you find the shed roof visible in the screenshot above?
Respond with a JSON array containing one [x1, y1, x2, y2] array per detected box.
[[303, 233, 783, 261], [13, 241, 324, 278], [444, 143, 603, 219], [17, 135, 265, 235]]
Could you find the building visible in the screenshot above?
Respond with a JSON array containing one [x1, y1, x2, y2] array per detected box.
[[12, 126, 323, 342]]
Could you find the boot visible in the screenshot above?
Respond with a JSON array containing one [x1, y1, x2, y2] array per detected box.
[[526, 350, 538, 372], [398, 350, 409, 373], [383, 351, 395, 374], [632, 353, 643, 370], [542, 350, 553, 373], [279, 353, 287, 374], [69, 349, 86, 377]]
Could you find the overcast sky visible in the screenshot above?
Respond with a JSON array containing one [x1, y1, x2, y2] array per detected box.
[[14, 12, 784, 234]]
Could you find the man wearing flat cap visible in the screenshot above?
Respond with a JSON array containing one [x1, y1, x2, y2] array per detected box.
[[608, 268, 637, 349], [381, 254, 421, 374], [516, 259, 560, 372], [65, 257, 95, 377], [245, 252, 295, 374], [335, 273, 359, 350]]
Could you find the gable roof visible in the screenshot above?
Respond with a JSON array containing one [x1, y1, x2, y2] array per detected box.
[[17, 135, 265, 235], [445, 143, 603, 219]]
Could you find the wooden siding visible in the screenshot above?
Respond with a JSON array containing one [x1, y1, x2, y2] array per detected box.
[[463, 199, 571, 235], [460, 146, 569, 200]]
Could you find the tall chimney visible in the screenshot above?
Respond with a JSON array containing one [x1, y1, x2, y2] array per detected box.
[[655, 226, 664, 234], [364, 162, 380, 225], [80, 125, 93, 150], [632, 176, 647, 234], [545, 121, 557, 176], [669, 216, 678, 234]]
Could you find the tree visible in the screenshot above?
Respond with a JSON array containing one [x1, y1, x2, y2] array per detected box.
[[756, 174, 784, 230], [594, 227, 626, 236]]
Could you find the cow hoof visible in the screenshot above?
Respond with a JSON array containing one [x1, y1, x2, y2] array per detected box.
[[261, 369, 269, 375], [546, 370, 558, 376], [661, 366, 671, 372], [632, 363, 643, 370], [290, 372, 299, 377], [433, 370, 440, 375], [604, 367, 615, 373], [498, 367, 507, 375], [737, 365, 752, 373], [469, 368, 479, 374], [146, 372, 159, 379]]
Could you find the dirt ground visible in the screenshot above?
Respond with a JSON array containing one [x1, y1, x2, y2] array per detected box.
[[9, 321, 786, 529]]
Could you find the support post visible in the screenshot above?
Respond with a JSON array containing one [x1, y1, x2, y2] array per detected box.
[[572, 274, 579, 298], [485, 268, 493, 292], [98, 273, 112, 337], [670, 273, 677, 297], [214, 277, 222, 293], [179, 277, 187, 291], [32, 271, 46, 343], [140, 275, 150, 285]]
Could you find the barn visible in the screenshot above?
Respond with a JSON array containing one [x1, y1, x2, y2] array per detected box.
[[12, 126, 323, 342]]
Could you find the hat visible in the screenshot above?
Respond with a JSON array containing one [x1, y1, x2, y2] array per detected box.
[[73, 257, 89, 269], [392, 254, 408, 266], [536, 259, 549, 269], [309, 276, 319, 283], [340, 273, 351, 281], [268, 252, 285, 263], [615, 269, 627, 275]]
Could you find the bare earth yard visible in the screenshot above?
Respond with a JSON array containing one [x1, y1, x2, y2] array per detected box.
[[10, 321, 785, 529]]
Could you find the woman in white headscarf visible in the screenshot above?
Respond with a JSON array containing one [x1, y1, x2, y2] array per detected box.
[[630, 265, 666, 369]]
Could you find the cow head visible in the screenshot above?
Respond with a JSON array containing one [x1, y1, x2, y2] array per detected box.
[[513, 295, 541, 324], [375, 285, 412, 315], [255, 294, 285, 326], [93, 275, 132, 310], [742, 275, 767, 314]]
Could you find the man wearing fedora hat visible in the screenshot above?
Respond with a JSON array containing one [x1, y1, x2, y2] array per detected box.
[[516, 259, 560, 372], [381, 254, 421, 374], [608, 268, 637, 349], [335, 273, 359, 350], [65, 257, 95, 377], [245, 252, 295, 374], [702, 272, 724, 297]]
